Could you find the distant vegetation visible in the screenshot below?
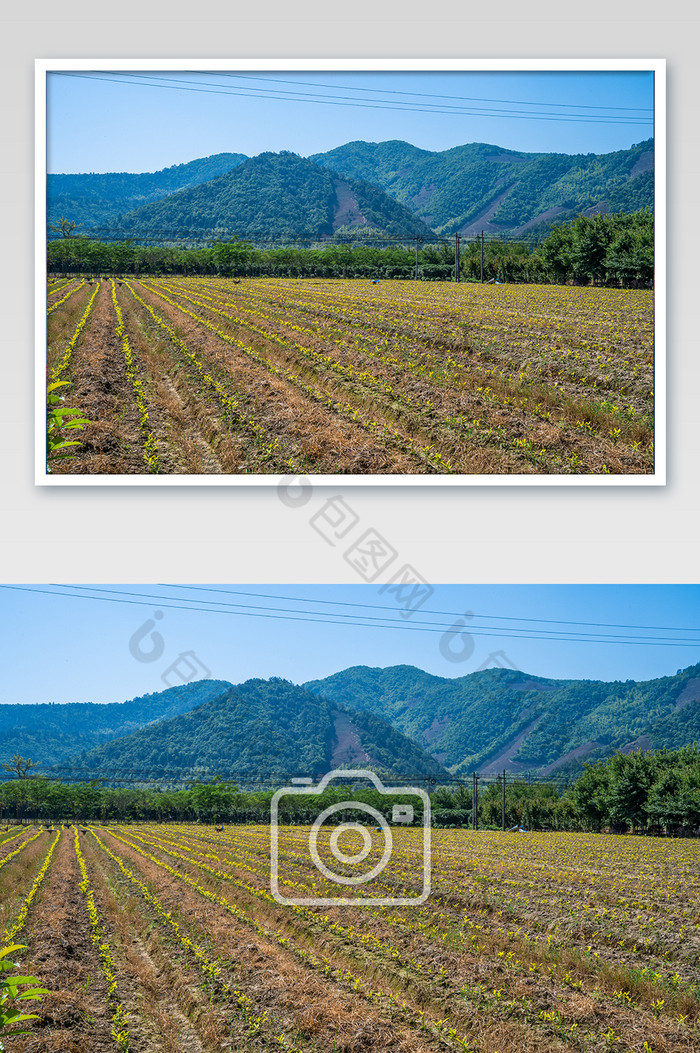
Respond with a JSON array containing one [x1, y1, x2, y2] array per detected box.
[[1, 746, 698, 835], [48, 209, 653, 287], [311, 137, 654, 234], [47, 152, 248, 229], [48, 138, 654, 239], [98, 152, 433, 241], [68, 689, 448, 784], [307, 659, 697, 776], [0, 681, 232, 767], [7, 659, 697, 785]]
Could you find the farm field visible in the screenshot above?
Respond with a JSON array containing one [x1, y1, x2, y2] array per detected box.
[[45, 277, 655, 476], [2, 824, 698, 1052]]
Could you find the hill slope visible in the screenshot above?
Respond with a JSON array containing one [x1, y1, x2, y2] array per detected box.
[[47, 153, 248, 231], [311, 138, 655, 236], [71, 678, 449, 783], [0, 680, 233, 768], [305, 662, 700, 775], [115, 152, 435, 240]]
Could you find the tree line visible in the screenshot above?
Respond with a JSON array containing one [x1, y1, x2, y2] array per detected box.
[[47, 209, 653, 287], [2, 743, 697, 835]]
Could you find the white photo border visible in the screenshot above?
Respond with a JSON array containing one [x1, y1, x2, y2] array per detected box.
[[35, 57, 666, 487]]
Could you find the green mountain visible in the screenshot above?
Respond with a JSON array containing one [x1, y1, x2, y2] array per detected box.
[[304, 662, 700, 776], [5, 660, 697, 787], [70, 678, 449, 783], [48, 139, 653, 243], [47, 152, 248, 231], [0, 680, 233, 769], [114, 151, 435, 240], [310, 138, 655, 235]]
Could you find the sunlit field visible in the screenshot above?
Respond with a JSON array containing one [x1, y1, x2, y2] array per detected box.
[[2, 823, 697, 1052], [45, 277, 655, 476]]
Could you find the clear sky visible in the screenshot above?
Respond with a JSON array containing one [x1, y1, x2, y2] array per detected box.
[[0, 584, 697, 705], [46, 68, 655, 175]]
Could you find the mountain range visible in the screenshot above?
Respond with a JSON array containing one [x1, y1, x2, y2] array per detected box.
[[47, 137, 654, 241], [1, 660, 698, 785]]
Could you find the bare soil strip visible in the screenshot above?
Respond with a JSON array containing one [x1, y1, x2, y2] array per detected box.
[[49, 283, 155, 474], [97, 827, 447, 1053], [135, 280, 429, 474], [12, 829, 117, 1053], [138, 826, 698, 1053]]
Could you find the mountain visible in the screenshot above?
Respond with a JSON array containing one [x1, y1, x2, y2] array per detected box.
[[114, 151, 435, 240], [310, 138, 655, 236], [304, 662, 700, 776], [0, 680, 233, 768], [48, 139, 653, 243], [70, 678, 449, 783], [5, 660, 697, 787], [47, 152, 248, 231]]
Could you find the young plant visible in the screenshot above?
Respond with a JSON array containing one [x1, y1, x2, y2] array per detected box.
[[0, 944, 48, 1050], [46, 380, 90, 470]]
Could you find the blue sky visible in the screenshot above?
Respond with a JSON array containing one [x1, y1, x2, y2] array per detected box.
[[46, 68, 655, 175], [0, 584, 697, 704]]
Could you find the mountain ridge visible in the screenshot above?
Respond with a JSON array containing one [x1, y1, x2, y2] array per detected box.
[[310, 138, 655, 235], [68, 678, 450, 783], [47, 137, 654, 240], [2, 658, 696, 784], [114, 152, 434, 240], [304, 661, 700, 776]]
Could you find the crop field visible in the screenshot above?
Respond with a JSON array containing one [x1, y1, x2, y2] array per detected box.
[[2, 824, 698, 1052], [45, 277, 655, 476]]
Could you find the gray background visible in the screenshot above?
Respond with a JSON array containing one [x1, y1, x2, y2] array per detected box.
[[2, 2, 696, 585]]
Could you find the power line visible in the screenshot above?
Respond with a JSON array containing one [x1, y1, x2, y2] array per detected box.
[[1, 585, 698, 649], [0, 765, 578, 787], [52, 71, 654, 128], [164, 586, 700, 637], [47, 229, 454, 244], [61, 584, 698, 646], [212, 72, 654, 113]]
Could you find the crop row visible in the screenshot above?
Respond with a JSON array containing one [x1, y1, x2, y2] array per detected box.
[[47, 279, 86, 316], [117, 826, 693, 1052], [74, 829, 130, 1050], [136, 824, 699, 1033], [3, 831, 60, 943], [49, 280, 101, 381], [111, 281, 160, 472], [122, 281, 284, 466], [186, 279, 653, 407], [164, 278, 652, 471], [137, 280, 453, 472]]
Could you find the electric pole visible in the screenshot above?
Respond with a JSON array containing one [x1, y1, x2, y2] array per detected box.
[[502, 769, 506, 831], [472, 772, 480, 831], [454, 233, 461, 282], [414, 237, 423, 280], [480, 231, 484, 284]]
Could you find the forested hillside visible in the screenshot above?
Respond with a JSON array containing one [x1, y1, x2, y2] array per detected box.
[[114, 152, 434, 240], [48, 138, 654, 242], [306, 662, 700, 775], [4, 661, 695, 786], [48, 153, 248, 230], [69, 678, 450, 782], [0, 680, 232, 767], [311, 138, 655, 235]]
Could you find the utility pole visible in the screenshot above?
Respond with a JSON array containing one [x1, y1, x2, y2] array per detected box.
[[454, 233, 461, 282], [414, 237, 423, 281], [472, 772, 480, 831], [502, 769, 506, 831], [480, 231, 485, 284]]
